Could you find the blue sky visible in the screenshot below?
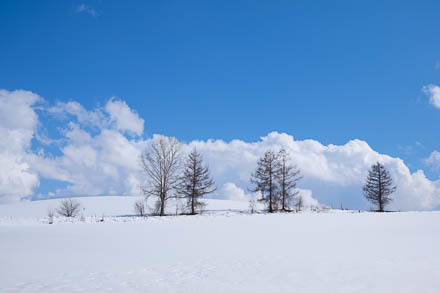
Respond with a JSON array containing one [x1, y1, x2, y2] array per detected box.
[[1, 1, 440, 208]]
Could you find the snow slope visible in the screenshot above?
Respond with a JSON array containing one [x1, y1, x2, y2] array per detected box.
[[1, 196, 439, 292]]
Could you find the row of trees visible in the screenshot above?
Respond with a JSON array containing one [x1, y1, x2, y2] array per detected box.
[[140, 137, 398, 216], [49, 158, 396, 222], [140, 137, 303, 216]]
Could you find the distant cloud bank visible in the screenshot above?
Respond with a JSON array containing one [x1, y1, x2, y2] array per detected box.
[[1, 89, 440, 210]]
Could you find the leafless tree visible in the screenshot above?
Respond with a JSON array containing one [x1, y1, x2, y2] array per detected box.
[[134, 199, 146, 216], [295, 196, 303, 212], [140, 136, 182, 216], [177, 148, 216, 215], [57, 198, 82, 217], [276, 148, 302, 212], [47, 208, 54, 224], [250, 150, 279, 213], [363, 162, 396, 212], [248, 197, 257, 214]]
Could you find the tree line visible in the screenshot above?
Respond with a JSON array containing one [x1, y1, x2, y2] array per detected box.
[[139, 137, 304, 216], [140, 136, 397, 215], [50, 137, 397, 221]]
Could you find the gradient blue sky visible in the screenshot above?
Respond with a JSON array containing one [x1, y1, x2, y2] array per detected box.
[[1, 0, 440, 180]]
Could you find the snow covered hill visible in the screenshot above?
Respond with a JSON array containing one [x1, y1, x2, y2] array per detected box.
[[0, 196, 250, 223], [1, 196, 439, 292]]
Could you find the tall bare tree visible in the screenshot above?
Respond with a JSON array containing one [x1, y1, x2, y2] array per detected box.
[[363, 162, 396, 212], [140, 136, 182, 216], [276, 148, 302, 212], [177, 148, 216, 215], [250, 150, 279, 213]]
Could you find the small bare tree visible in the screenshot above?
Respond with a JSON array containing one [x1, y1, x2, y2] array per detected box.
[[295, 196, 303, 212], [47, 208, 54, 224], [177, 148, 216, 215], [141, 136, 182, 216], [57, 198, 81, 217], [248, 197, 257, 214], [134, 199, 146, 216]]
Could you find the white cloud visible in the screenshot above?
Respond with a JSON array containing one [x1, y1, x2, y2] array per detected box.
[[76, 3, 97, 17], [425, 151, 440, 170], [105, 99, 144, 136], [0, 90, 41, 203], [48, 101, 106, 128], [297, 189, 320, 208], [423, 84, 440, 109], [48, 99, 144, 136], [33, 119, 146, 198], [1, 89, 440, 211], [187, 132, 440, 210], [215, 183, 250, 201]]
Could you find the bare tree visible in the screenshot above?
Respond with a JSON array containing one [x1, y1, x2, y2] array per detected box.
[[363, 162, 396, 212], [57, 198, 82, 217], [276, 148, 302, 212], [47, 208, 54, 224], [177, 148, 216, 215], [295, 195, 303, 212], [250, 150, 279, 213], [134, 199, 146, 216], [140, 136, 182, 216], [248, 197, 257, 214]]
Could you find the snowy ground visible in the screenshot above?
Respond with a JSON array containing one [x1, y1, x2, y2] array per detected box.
[[1, 196, 439, 292]]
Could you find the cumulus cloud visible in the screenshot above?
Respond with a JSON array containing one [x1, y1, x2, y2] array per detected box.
[[187, 132, 440, 210], [0, 91, 147, 202], [105, 99, 144, 136], [48, 99, 144, 136], [425, 151, 440, 170], [423, 84, 440, 109], [296, 189, 318, 206], [1, 89, 440, 211], [0, 90, 41, 203], [214, 183, 250, 201], [34, 103, 146, 197]]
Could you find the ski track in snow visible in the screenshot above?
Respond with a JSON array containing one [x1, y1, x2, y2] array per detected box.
[[1, 196, 440, 292]]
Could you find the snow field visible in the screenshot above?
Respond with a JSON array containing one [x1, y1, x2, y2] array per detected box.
[[0, 196, 439, 292]]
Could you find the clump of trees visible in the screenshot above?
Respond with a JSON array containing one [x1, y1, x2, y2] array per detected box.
[[250, 148, 302, 213], [141, 138, 216, 216], [363, 162, 396, 212], [139, 138, 398, 216], [57, 198, 82, 217]]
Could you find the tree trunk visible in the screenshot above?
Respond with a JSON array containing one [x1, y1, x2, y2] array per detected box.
[[160, 197, 165, 216]]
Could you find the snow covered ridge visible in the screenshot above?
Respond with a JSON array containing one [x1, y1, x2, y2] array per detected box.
[[0, 196, 328, 225], [1, 196, 439, 292]]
